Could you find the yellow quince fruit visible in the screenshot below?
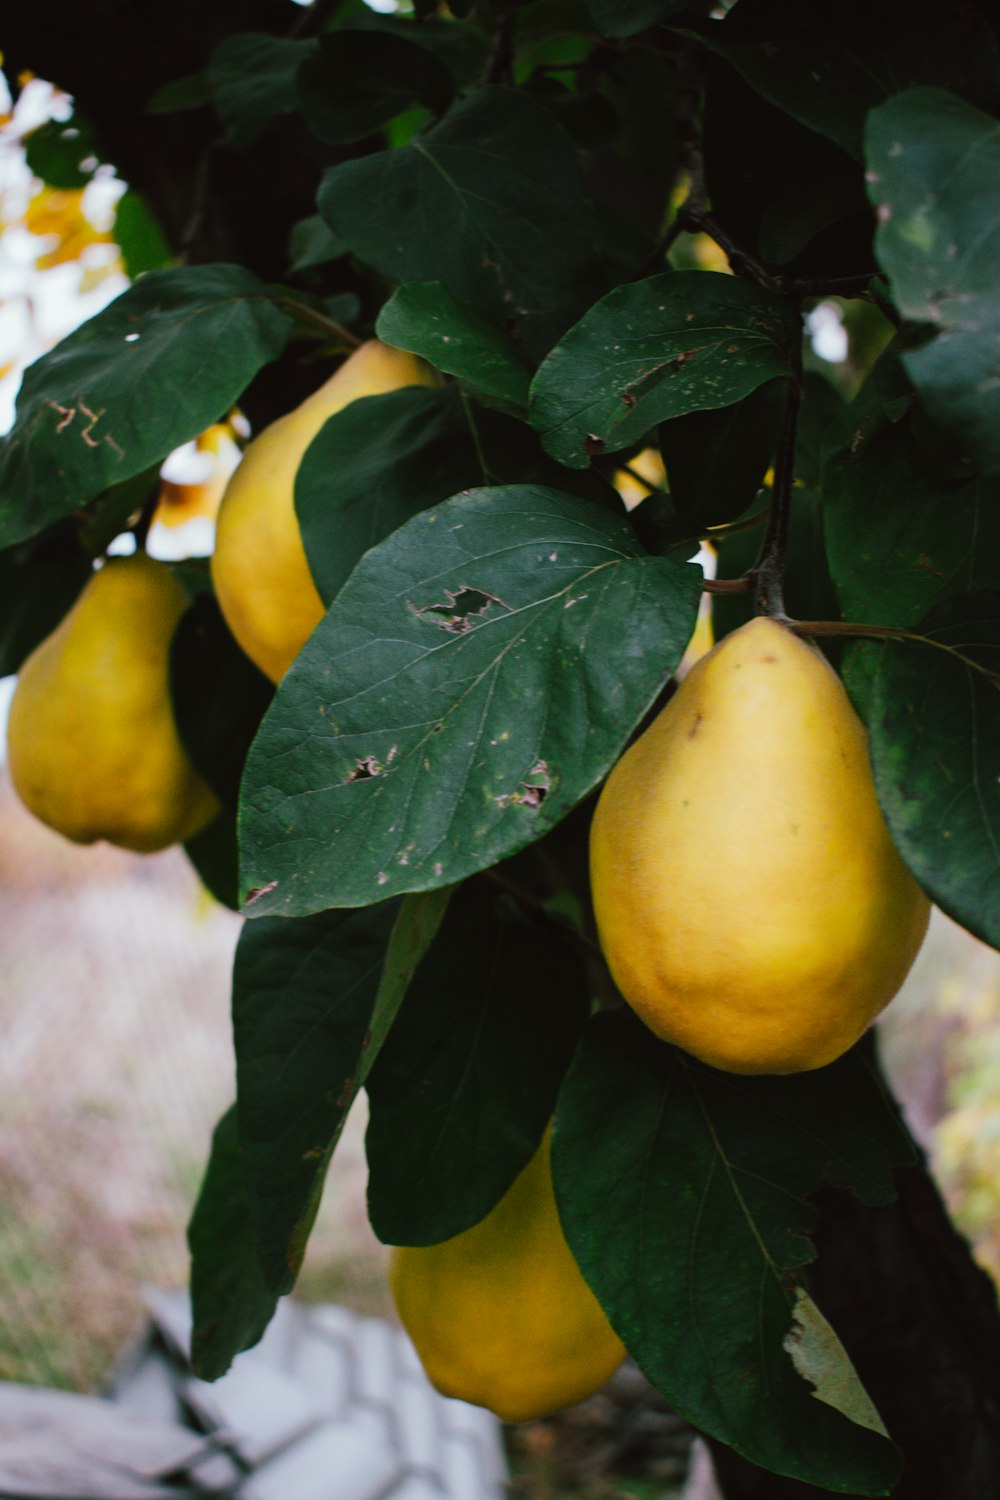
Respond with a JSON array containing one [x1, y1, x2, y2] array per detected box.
[[589, 616, 930, 1075], [390, 1130, 625, 1422], [7, 551, 219, 853], [211, 339, 439, 683]]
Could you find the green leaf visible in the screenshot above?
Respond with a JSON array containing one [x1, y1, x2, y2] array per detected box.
[[170, 594, 274, 809], [698, 0, 1000, 161], [188, 1105, 277, 1381], [289, 215, 347, 274], [0, 266, 292, 549], [335, 10, 489, 88], [866, 88, 1000, 472], [236, 889, 450, 1293], [239, 485, 702, 917], [823, 353, 1000, 626], [657, 379, 785, 530], [530, 272, 797, 469], [318, 86, 606, 360], [112, 191, 173, 278], [24, 113, 101, 188], [207, 34, 317, 148], [377, 284, 532, 410], [184, 813, 239, 911], [365, 881, 589, 1246], [865, 593, 1000, 950], [146, 72, 214, 114], [555, 1010, 908, 1493], [584, 0, 685, 38], [296, 386, 612, 609], [297, 30, 453, 144], [0, 527, 91, 677]]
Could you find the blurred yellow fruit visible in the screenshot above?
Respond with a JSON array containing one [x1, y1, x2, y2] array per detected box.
[[7, 552, 219, 853], [390, 1131, 625, 1422], [153, 423, 241, 530], [590, 616, 930, 1074], [612, 445, 666, 511], [211, 339, 439, 682]]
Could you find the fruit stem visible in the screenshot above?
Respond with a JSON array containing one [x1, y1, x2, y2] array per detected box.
[[751, 366, 801, 620]]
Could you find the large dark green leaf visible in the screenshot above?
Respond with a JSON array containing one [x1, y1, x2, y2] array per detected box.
[[235, 889, 450, 1293], [823, 354, 1000, 626], [555, 1011, 909, 1493], [366, 881, 589, 1246], [170, 594, 274, 809], [296, 386, 609, 608], [530, 272, 797, 469], [864, 594, 1000, 950], [188, 1106, 278, 1380], [657, 379, 785, 530], [0, 266, 292, 549], [0, 527, 91, 676], [584, 0, 685, 38], [298, 30, 453, 144], [208, 34, 317, 148], [376, 284, 532, 410], [318, 86, 606, 360], [239, 486, 702, 918], [699, 0, 1000, 161], [866, 89, 1000, 473]]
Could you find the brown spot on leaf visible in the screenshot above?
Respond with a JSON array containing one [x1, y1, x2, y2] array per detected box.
[[244, 881, 278, 906]]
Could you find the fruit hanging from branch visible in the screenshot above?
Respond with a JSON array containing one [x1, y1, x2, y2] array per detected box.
[[589, 615, 931, 1075], [7, 551, 219, 853], [390, 1129, 625, 1423], [211, 338, 439, 683]]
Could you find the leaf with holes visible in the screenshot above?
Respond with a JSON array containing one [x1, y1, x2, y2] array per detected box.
[[236, 888, 450, 1295], [555, 1010, 910, 1493], [530, 272, 797, 469], [366, 880, 589, 1246], [0, 266, 292, 548], [318, 86, 606, 361], [239, 485, 702, 918], [296, 385, 611, 609], [823, 353, 1000, 626], [862, 593, 1000, 949], [376, 283, 532, 410], [867, 88, 1000, 473]]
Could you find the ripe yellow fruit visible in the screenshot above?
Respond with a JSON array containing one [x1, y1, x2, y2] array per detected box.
[[211, 339, 439, 682], [390, 1132, 625, 1422], [590, 616, 930, 1075], [7, 552, 219, 853]]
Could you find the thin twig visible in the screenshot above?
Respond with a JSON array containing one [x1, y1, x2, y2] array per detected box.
[[704, 576, 752, 595], [791, 619, 1000, 688], [480, 7, 516, 86], [751, 360, 802, 619], [274, 296, 362, 348]]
